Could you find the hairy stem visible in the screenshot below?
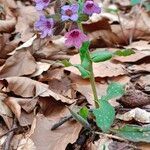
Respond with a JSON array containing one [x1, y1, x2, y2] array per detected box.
[[89, 60, 99, 108]]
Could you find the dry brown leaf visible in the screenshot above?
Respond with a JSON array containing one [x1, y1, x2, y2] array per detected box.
[[116, 108, 150, 123], [30, 62, 51, 77], [0, 93, 13, 128], [0, 34, 20, 59], [118, 84, 150, 108], [4, 97, 21, 119], [31, 112, 82, 150], [17, 138, 36, 150], [70, 74, 107, 106], [0, 50, 37, 77], [15, 2, 39, 42], [4, 96, 38, 120], [128, 63, 150, 73], [3, 77, 74, 104], [0, 18, 16, 33], [125, 40, 150, 52], [136, 75, 150, 92], [66, 54, 126, 78], [18, 111, 35, 127]]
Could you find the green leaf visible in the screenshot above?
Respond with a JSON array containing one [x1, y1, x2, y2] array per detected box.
[[104, 82, 125, 101], [79, 106, 89, 120], [78, 14, 89, 22], [131, 0, 141, 5], [113, 124, 150, 142], [80, 41, 90, 62], [114, 49, 135, 56], [91, 50, 113, 63], [61, 60, 72, 67], [74, 64, 90, 79], [67, 107, 90, 129], [93, 100, 115, 132], [143, 2, 150, 11]]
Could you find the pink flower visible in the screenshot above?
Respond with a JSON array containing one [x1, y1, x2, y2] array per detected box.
[[65, 29, 89, 48]]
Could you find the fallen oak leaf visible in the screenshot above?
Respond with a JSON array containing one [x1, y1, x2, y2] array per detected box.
[[0, 50, 37, 78], [2, 77, 75, 104]]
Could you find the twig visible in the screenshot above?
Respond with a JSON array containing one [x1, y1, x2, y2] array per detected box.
[[116, 12, 128, 45], [95, 131, 128, 142], [51, 114, 72, 130], [2, 117, 18, 150], [0, 127, 18, 139], [129, 0, 144, 44]]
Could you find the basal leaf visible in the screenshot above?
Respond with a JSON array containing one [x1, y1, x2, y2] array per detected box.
[[68, 107, 90, 129], [79, 106, 89, 120], [93, 100, 115, 132], [103, 82, 125, 101], [113, 124, 150, 142], [91, 50, 113, 63]]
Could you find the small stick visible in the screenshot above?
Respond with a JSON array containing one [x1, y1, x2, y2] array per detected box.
[[51, 115, 72, 130], [0, 127, 18, 139], [2, 117, 18, 150]]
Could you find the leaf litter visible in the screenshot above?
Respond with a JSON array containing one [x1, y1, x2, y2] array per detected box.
[[0, 0, 150, 149]]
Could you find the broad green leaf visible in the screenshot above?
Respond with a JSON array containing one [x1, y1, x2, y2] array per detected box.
[[74, 64, 90, 79], [114, 49, 135, 56], [79, 106, 89, 120], [67, 107, 90, 129], [104, 82, 125, 101], [93, 100, 115, 132], [113, 124, 150, 142], [91, 51, 113, 63], [131, 0, 141, 5]]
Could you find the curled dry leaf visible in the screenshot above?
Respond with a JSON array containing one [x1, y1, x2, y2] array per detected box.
[[0, 93, 13, 129], [136, 75, 150, 92], [3, 77, 74, 104], [0, 50, 37, 78], [118, 84, 150, 108], [4, 96, 38, 120], [4, 97, 21, 119], [116, 108, 150, 123], [66, 54, 126, 78]]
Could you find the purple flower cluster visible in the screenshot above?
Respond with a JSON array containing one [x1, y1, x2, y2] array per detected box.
[[35, 16, 54, 38], [61, 4, 79, 21], [35, 0, 51, 10], [34, 0, 101, 48]]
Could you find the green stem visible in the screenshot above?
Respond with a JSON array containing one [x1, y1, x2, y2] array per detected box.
[[89, 58, 99, 108], [78, 23, 99, 108]]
